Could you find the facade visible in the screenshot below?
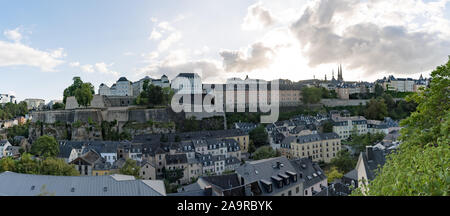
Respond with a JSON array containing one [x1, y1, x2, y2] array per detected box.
[[171, 73, 203, 95], [0, 140, 12, 158], [290, 158, 328, 196], [23, 98, 45, 110], [280, 132, 341, 163], [0, 94, 16, 104], [332, 116, 368, 139], [236, 157, 303, 196], [0, 171, 166, 196], [132, 75, 170, 96], [355, 146, 387, 194], [376, 75, 429, 92]]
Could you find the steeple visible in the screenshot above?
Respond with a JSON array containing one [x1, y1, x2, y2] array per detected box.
[[338, 64, 343, 82], [325, 74, 327, 81]]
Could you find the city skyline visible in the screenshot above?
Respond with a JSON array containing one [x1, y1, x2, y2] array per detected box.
[[1, 0, 450, 102]]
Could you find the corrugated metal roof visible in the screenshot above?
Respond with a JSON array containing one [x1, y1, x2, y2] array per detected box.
[[0, 172, 165, 196]]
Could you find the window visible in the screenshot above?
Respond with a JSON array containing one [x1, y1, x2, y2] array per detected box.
[[288, 190, 292, 196], [305, 190, 308, 195], [296, 187, 299, 194]]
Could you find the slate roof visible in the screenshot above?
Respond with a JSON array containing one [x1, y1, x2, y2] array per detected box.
[[0, 171, 165, 196], [235, 157, 301, 196], [290, 158, 327, 188], [360, 147, 386, 180], [166, 154, 188, 165], [0, 140, 10, 147]]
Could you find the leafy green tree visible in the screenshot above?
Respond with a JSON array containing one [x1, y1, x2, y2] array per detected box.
[[249, 126, 268, 148], [326, 166, 344, 183], [252, 146, 277, 160], [30, 135, 59, 158], [364, 98, 388, 120], [16, 153, 39, 174], [322, 120, 334, 133], [74, 83, 94, 107], [52, 102, 65, 110], [301, 87, 323, 104], [119, 159, 140, 178], [63, 77, 94, 104], [353, 57, 450, 196], [330, 150, 357, 173], [0, 157, 16, 172], [374, 83, 384, 97], [40, 157, 79, 176]]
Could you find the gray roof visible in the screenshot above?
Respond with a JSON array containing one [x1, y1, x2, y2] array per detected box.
[[235, 157, 302, 196], [360, 147, 386, 180], [290, 158, 327, 188], [0, 140, 10, 146], [0, 172, 165, 196]]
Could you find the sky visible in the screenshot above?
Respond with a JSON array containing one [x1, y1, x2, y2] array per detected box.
[[1, 0, 450, 102]]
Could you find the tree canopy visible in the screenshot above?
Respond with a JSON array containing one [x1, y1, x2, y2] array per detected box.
[[353, 57, 450, 196], [63, 77, 94, 104], [0, 101, 28, 120], [0, 153, 79, 176], [301, 87, 323, 104], [74, 83, 94, 107], [136, 81, 174, 107], [252, 146, 279, 160], [249, 126, 269, 148], [30, 135, 59, 158], [119, 159, 140, 178]]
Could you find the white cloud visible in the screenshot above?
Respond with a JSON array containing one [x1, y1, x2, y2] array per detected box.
[[0, 40, 65, 72], [289, 0, 450, 75], [158, 31, 182, 52], [220, 42, 276, 72], [71, 61, 119, 77], [242, 2, 277, 30], [149, 28, 163, 40], [3, 28, 22, 42]]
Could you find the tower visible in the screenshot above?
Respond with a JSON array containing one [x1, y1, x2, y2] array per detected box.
[[338, 64, 343, 82]]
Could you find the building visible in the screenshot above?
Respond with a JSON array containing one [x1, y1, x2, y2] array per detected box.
[[23, 98, 45, 110], [0, 94, 16, 104], [0, 171, 166, 196], [70, 149, 104, 176], [332, 116, 368, 139], [132, 75, 170, 96], [0, 140, 12, 158], [377, 75, 415, 92], [171, 73, 203, 95], [290, 158, 327, 196], [354, 146, 387, 194], [235, 157, 303, 196], [280, 132, 341, 163], [99, 77, 133, 96]]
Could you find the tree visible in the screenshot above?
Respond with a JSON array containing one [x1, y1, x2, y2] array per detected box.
[[322, 120, 334, 133], [0, 157, 16, 172], [40, 157, 79, 176], [330, 150, 357, 173], [30, 135, 59, 158], [374, 83, 384, 97], [74, 83, 94, 107], [252, 146, 277, 160], [52, 102, 65, 110], [63, 77, 94, 104], [16, 153, 39, 174], [364, 98, 388, 120], [249, 126, 268, 148], [326, 166, 344, 183], [353, 57, 450, 196], [301, 87, 322, 104], [119, 159, 140, 178]]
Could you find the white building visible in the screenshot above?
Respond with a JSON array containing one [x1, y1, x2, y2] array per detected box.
[[171, 73, 203, 95], [23, 99, 46, 110], [332, 116, 368, 140], [99, 75, 170, 97], [0, 94, 16, 105], [0, 140, 12, 158]]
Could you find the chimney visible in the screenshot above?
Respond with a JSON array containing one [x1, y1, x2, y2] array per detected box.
[[244, 184, 252, 196], [204, 185, 213, 196], [276, 161, 281, 169], [366, 146, 374, 160]]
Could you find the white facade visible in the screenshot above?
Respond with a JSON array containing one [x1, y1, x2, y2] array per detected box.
[[0, 94, 16, 104], [0, 140, 12, 158], [23, 99, 46, 110], [171, 73, 203, 95]]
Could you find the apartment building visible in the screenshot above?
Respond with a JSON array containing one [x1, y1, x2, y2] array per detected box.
[[280, 132, 341, 163]]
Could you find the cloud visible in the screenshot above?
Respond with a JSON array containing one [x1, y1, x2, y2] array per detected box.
[[136, 49, 224, 83], [4, 28, 22, 42], [70, 61, 119, 77], [157, 31, 182, 52], [242, 2, 277, 30], [290, 0, 450, 75], [219, 42, 276, 72], [0, 40, 65, 71], [149, 28, 163, 40]]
